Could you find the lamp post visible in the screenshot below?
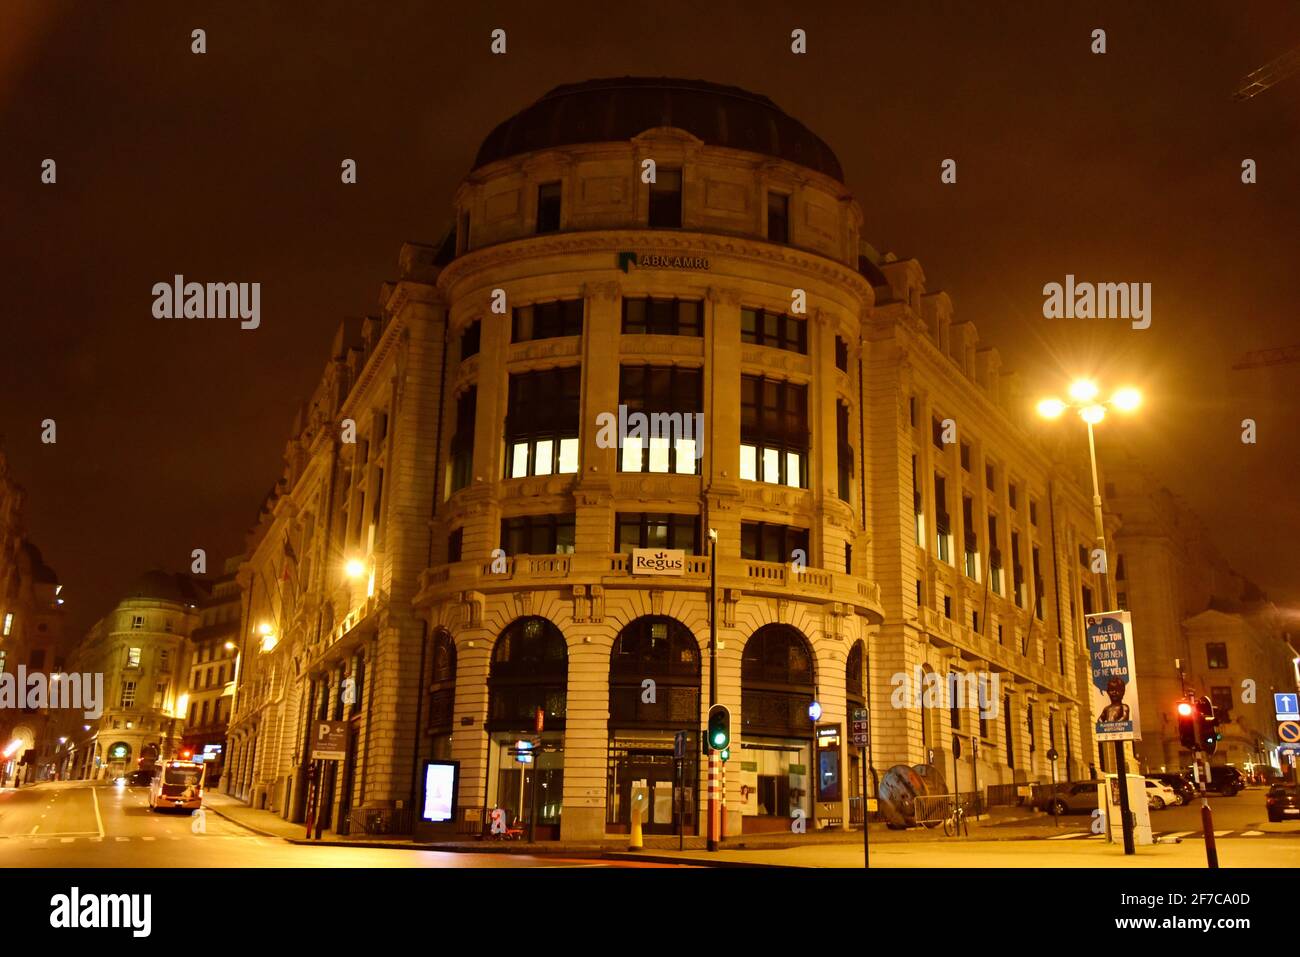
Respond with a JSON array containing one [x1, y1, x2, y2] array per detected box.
[[1037, 380, 1141, 856]]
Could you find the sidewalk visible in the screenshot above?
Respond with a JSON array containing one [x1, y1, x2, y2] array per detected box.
[[202, 789, 1084, 853]]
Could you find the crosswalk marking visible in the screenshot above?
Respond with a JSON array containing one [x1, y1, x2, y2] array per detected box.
[[1045, 832, 1089, 840], [1213, 830, 1231, 837], [1242, 830, 1264, 836]]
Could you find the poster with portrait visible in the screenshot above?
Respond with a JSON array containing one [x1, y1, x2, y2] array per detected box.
[[1086, 611, 1142, 741]]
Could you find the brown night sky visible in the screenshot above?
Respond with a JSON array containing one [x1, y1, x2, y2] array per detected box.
[[1, 0, 1297, 635]]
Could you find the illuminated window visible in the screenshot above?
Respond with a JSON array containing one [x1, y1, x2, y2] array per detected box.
[[126, 647, 142, 669], [120, 680, 137, 709], [616, 513, 700, 553], [1206, 642, 1228, 669], [617, 365, 702, 475], [740, 375, 807, 488], [1, 613, 11, 636], [505, 367, 580, 478], [130, 615, 144, 630]]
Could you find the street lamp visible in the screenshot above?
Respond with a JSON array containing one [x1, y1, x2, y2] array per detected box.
[[1037, 378, 1141, 855], [708, 527, 719, 852], [344, 557, 366, 579]]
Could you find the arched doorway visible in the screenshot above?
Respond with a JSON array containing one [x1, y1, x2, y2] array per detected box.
[[740, 624, 816, 833], [607, 616, 700, 835], [105, 740, 132, 780], [486, 616, 567, 840]]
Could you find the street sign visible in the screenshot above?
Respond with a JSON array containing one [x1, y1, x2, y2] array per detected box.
[[1278, 743, 1300, 755], [851, 707, 868, 746], [952, 735, 962, 759], [1276, 693, 1300, 720], [310, 720, 348, 760], [1279, 720, 1300, 744]]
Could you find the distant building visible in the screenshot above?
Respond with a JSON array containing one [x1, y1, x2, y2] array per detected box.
[[61, 571, 205, 780], [181, 555, 242, 783]]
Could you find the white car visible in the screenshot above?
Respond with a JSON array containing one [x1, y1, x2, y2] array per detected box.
[[1145, 778, 1179, 810]]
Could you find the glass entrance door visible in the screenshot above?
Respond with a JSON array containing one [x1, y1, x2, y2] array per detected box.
[[614, 750, 693, 835]]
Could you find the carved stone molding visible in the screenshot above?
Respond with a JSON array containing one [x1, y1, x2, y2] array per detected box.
[[583, 280, 621, 301], [706, 286, 744, 308]]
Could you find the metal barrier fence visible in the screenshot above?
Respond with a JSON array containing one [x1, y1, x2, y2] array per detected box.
[[348, 807, 414, 835], [913, 791, 985, 826], [985, 783, 1022, 807]]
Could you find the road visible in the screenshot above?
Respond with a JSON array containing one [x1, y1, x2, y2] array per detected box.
[[0, 781, 686, 868]]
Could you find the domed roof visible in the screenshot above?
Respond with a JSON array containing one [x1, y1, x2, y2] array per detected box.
[[473, 77, 844, 183], [124, 570, 206, 604]]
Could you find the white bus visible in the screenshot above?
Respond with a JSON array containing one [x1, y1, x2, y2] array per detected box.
[[148, 759, 205, 812]]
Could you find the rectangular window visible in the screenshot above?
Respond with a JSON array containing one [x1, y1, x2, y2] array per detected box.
[[457, 210, 471, 255], [1029, 499, 1038, 526], [740, 376, 808, 488], [1009, 482, 1018, 509], [1206, 642, 1229, 669], [985, 463, 995, 492], [1032, 546, 1044, 620], [943, 595, 952, 619], [450, 387, 476, 492], [131, 615, 144, 630], [963, 496, 977, 579], [505, 368, 581, 478], [460, 320, 480, 360], [536, 181, 562, 233], [621, 297, 702, 336], [740, 522, 810, 564], [836, 403, 853, 503], [949, 672, 961, 731], [616, 512, 700, 554], [767, 191, 789, 242], [618, 365, 703, 474], [448, 528, 463, 563], [934, 474, 950, 562], [120, 680, 137, 709], [500, 514, 576, 556], [648, 168, 682, 228], [1027, 703, 1036, 753], [960, 441, 971, 471], [159, 650, 169, 672], [1115, 554, 1126, 581], [1082, 584, 1094, 616], [153, 682, 166, 709], [740, 307, 807, 354], [909, 395, 917, 428], [1004, 695, 1015, 768], [126, 647, 142, 669], [1011, 532, 1024, 608], [512, 298, 584, 342], [1210, 686, 1233, 720], [834, 336, 848, 372], [913, 456, 924, 547], [987, 514, 1002, 593]]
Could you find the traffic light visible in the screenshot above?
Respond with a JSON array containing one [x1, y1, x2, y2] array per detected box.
[[707, 704, 731, 752], [1177, 698, 1197, 751], [1197, 696, 1219, 755]]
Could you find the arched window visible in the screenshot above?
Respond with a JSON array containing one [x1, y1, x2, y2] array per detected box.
[[427, 629, 456, 735], [741, 624, 815, 737], [488, 617, 567, 730], [609, 616, 699, 727]]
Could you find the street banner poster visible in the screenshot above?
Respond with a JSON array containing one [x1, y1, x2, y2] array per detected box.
[[1086, 611, 1142, 741]]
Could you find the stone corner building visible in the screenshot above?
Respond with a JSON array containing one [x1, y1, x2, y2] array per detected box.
[[225, 77, 1112, 840]]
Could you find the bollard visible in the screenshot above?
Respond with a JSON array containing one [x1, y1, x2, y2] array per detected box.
[[629, 786, 648, 850]]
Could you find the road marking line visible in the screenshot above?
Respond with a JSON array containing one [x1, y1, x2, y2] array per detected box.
[[115, 836, 128, 842], [1045, 832, 1087, 839], [60, 838, 73, 844], [141, 836, 155, 842], [1162, 831, 1194, 839], [1214, 830, 1232, 837], [1243, 830, 1264, 836], [91, 785, 105, 840]]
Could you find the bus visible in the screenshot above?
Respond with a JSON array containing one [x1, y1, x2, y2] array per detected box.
[[149, 759, 205, 812]]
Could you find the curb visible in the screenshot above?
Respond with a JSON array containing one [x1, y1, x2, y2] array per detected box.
[[202, 801, 298, 840]]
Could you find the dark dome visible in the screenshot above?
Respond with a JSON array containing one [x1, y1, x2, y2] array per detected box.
[[125, 570, 206, 604], [473, 77, 844, 183]]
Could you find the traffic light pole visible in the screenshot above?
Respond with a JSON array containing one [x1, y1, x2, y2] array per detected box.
[[708, 531, 718, 852], [1086, 419, 1135, 856]]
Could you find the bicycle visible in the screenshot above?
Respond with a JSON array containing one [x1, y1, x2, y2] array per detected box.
[[942, 798, 968, 837]]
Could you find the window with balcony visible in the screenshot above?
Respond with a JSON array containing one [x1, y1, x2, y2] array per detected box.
[[740, 307, 807, 354], [740, 522, 809, 564], [505, 367, 580, 478], [460, 320, 480, 360], [536, 181, 561, 233], [618, 365, 703, 474], [740, 376, 808, 488], [500, 514, 575, 556], [450, 386, 476, 493], [616, 513, 700, 554], [621, 297, 702, 336], [648, 168, 682, 228], [512, 298, 584, 342], [767, 191, 790, 243]]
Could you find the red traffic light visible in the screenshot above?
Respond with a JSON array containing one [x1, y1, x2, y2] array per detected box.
[[1177, 701, 1194, 717]]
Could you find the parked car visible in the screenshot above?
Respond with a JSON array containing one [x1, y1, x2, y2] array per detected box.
[[1039, 781, 1099, 816], [1184, 765, 1243, 796], [1147, 772, 1195, 805], [1144, 778, 1179, 809], [1266, 784, 1300, 822]]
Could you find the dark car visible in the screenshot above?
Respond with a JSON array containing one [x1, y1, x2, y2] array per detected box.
[[1185, 765, 1243, 796], [125, 769, 155, 787], [1039, 781, 1099, 815], [1266, 784, 1300, 822], [1148, 772, 1195, 805]]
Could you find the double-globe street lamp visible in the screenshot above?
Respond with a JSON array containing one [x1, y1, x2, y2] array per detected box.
[[1037, 379, 1141, 855]]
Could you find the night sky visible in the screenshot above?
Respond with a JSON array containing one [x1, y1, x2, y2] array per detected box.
[[2, 1, 1298, 636]]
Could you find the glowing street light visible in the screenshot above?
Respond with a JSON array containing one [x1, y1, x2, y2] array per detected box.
[[1036, 398, 1067, 419], [345, 557, 366, 579], [1080, 404, 1106, 425], [1111, 387, 1142, 412], [1067, 378, 1099, 403]]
